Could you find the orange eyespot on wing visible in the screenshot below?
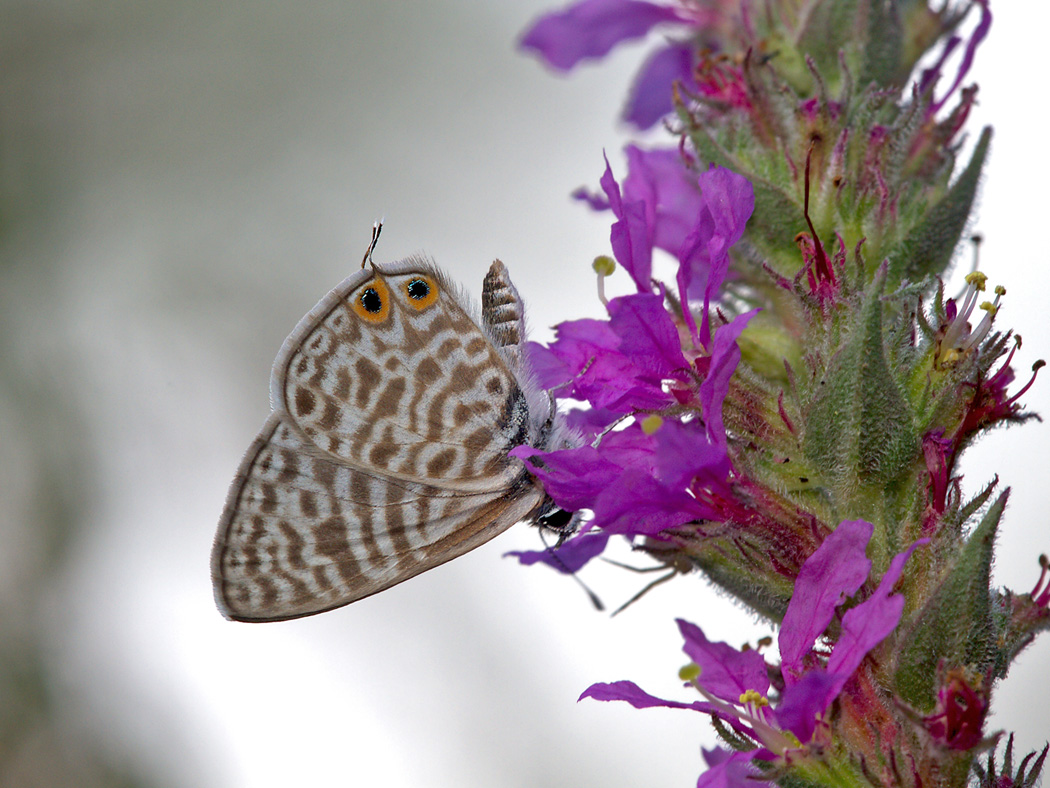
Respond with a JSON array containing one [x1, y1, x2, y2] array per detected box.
[[403, 275, 439, 310], [351, 278, 391, 323]]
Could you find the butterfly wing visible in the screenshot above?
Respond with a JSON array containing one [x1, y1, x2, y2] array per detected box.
[[213, 257, 550, 621], [272, 256, 534, 491], [213, 413, 544, 621]]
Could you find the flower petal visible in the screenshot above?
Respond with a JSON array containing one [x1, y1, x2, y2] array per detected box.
[[579, 679, 708, 710], [652, 419, 730, 492], [778, 519, 874, 681], [677, 618, 770, 701], [521, 0, 687, 71], [622, 145, 704, 258], [607, 292, 689, 378], [698, 308, 759, 448], [774, 669, 843, 743], [602, 153, 654, 291], [826, 538, 930, 678], [592, 466, 707, 535], [697, 748, 763, 788], [676, 166, 755, 346], [623, 41, 695, 128], [505, 531, 610, 573]]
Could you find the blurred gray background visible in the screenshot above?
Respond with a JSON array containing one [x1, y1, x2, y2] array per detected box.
[[2, 2, 1047, 786]]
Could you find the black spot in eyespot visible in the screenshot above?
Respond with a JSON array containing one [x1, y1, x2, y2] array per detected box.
[[360, 287, 382, 313], [799, 477, 809, 483], [407, 278, 430, 300]]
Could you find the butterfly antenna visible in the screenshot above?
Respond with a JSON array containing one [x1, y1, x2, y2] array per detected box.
[[539, 531, 605, 612], [361, 220, 383, 269], [609, 568, 677, 617]]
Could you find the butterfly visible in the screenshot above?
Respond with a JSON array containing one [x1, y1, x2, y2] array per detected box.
[[211, 250, 578, 621]]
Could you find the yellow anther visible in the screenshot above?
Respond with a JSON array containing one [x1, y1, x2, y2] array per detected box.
[[593, 255, 616, 277], [964, 271, 988, 291], [641, 414, 664, 434], [739, 689, 769, 707], [979, 301, 997, 316], [994, 284, 1006, 296], [679, 663, 701, 682], [941, 348, 963, 366]]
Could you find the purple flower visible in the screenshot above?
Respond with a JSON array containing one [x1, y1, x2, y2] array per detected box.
[[778, 520, 874, 680], [513, 298, 756, 542], [697, 307, 758, 447], [581, 520, 928, 784], [525, 291, 687, 414], [505, 531, 610, 573], [697, 748, 761, 788], [521, 0, 738, 129], [676, 164, 755, 347], [623, 41, 695, 129], [622, 146, 705, 259], [579, 152, 754, 346], [600, 153, 654, 292], [513, 424, 714, 537], [676, 618, 768, 700], [520, 0, 688, 72]]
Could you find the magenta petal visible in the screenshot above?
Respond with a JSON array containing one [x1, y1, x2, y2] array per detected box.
[[652, 419, 730, 492], [677, 165, 755, 346], [826, 539, 930, 678], [504, 531, 610, 573], [774, 669, 844, 743], [698, 749, 763, 788], [607, 292, 688, 378], [778, 519, 874, 681], [521, 0, 688, 72], [512, 427, 657, 512], [622, 145, 704, 261], [572, 185, 611, 211], [623, 41, 695, 129], [580, 681, 742, 730], [698, 308, 759, 448], [592, 466, 707, 535], [531, 319, 669, 411], [677, 619, 770, 702], [601, 153, 653, 291], [510, 444, 622, 512], [565, 406, 623, 438], [524, 340, 576, 391], [579, 679, 707, 710]]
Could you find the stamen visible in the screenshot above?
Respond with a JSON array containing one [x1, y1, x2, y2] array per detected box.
[[593, 255, 615, 307]]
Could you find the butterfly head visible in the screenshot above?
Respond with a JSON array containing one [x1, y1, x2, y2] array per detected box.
[[532, 495, 580, 537]]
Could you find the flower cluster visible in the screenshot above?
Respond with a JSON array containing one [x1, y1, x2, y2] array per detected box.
[[584, 521, 928, 787], [513, 0, 1048, 786]]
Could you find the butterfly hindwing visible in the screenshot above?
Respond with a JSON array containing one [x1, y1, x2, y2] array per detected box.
[[212, 413, 545, 621]]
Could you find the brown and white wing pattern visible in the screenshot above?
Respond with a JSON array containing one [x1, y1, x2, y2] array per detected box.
[[212, 414, 543, 621], [212, 256, 554, 621], [273, 257, 534, 489]]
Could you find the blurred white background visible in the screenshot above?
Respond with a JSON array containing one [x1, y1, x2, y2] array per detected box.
[[1, 2, 1047, 786]]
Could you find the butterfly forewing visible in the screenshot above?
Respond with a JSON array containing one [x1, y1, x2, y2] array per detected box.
[[212, 256, 556, 621], [274, 259, 527, 489]]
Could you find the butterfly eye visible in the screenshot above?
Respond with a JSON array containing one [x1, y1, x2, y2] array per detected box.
[[351, 278, 391, 323], [404, 276, 438, 310]]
